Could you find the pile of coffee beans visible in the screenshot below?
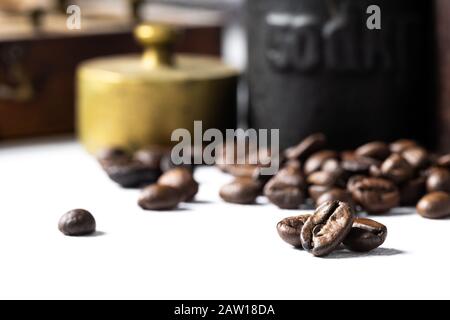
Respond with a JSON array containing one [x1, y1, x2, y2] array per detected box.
[[217, 133, 450, 220], [277, 201, 387, 257]]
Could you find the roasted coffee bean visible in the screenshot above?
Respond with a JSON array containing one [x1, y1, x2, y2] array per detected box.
[[369, 164, 383, 178], [103, 161, 162, 188], [343, 218, 387, 252], [134, 146, 170, 168], [342, 154, 379, 175], [308, 185, 333, 202], [400, 176, 426, 206], [322, 159, 342, 173], [158, 168, 199, 202], [276, 215, 310, 248], [427, 168, 450, 193], [346, 175, 366, 193], [284, 133, 326, 161], [58, 209, 96, 236], [355, 141, 390, 161], [316, 188, 354, 208], [96, 147, 131, 167], [264, 180, 304, 209], [304, 150, 338, 176], [390, 139, 417, 153], [220, 178, 261, 204], [351, 178, 400, 214], [437, 154, 450, 169], [138, 184, 182, 210], [284, 159, 302, 170], [380, 154, 413, 184], [301, 201, 354, 257], [402, 146, 429, 169], [417, 192, 450, 219], [307, 171, 340, 187], [271, 166, 305, 188]]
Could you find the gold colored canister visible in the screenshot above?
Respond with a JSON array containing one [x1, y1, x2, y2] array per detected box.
[[77, 24, 238, 153]]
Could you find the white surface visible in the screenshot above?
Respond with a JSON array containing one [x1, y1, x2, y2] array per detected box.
[[0, 138, 449, 300]]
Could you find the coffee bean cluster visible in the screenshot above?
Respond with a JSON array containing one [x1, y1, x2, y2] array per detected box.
[[277, 201, 387, 257], [218, 133, 450, 219]]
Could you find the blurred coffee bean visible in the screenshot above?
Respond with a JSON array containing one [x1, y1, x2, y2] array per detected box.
[[342, 154, 379, 175], [160, 153, 195, 173], [402, 146, 429, 169], [316, 188, 354, 208], [134, 146, 170, 168], [284, 159, 302, 170], [380, 154, 413, 184], [346, 175, 366, 193], [138, 184, 182, 210], [284, 133, 326, 161], [437, 154, 450, 169], [369, 164, 383, 178], [400, 176, 426, 206], [343, 218, 387, 252], [304, 150, 338, 176], [158, 168, 199, 202], [272, 166, 305, 188], [351, 178, 400, 214], [277, 215, 310, 248], [103, 161, 162, 189], [417, 192, 450, 219], [307, 171, 341, 187], [390, 139, 417, 153], [264, 180, 304, 209], [96, 147, 131, 167], [301, 201, 354, 257], [220, 178, 261, 205], [426, 168, 450, 193], [58, 209, 96, 236], [308, 185, 333, 202], [355, 141, 390, 161]]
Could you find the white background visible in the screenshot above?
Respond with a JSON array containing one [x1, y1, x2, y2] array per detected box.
[[0, 138, 449, 300]]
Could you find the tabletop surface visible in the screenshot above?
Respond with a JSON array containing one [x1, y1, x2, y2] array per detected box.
[[0, 138, 448, 300]]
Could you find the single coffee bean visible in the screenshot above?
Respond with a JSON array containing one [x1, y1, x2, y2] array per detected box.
[[271, 166, 305, 188], [390, 139, 417, 153], [96, 147, 131, 167], [355, 141, 390, 161], [437, 154, 450, 169], [264, 180, 304, 209], [351, 178, 400, 214], [58, 209, 96, 236], [316, 188, 354, 208], [284, 133, 326, 161], [402, 146, 429, 169], [158, 168, 199, 202], [308, 185, 333, 202], [138, 184, 182, 210], [103, 161, 162, 189], [342, 154, 379, 175], [307, 171, 341, 187], [380, 154, 414, 184], [400, 176, 427, 206], [301, 201, 354, 257], [427, 168, 450, 193], [276, 215, 310, 248], [343, 218, 387, 252], [304, 150, 338, 176], [220, 178, 261, 204], [417, 192, 450, 219]]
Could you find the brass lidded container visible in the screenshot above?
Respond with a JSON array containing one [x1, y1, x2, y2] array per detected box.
[[77, 24, 238, 153]]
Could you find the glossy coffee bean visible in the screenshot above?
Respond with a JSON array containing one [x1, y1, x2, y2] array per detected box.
[[351, 178, 400, 214], [390, 139, 417, 153], [58, 209, 96, 236], [355, 141, 390, 161], [400, 176, 426, 206], [264, 180, 304, 209], [402, 146, 429, 169], [220, 178, 261, 204], [417, 192, 450, 219], [284, 133, 326, 161], [316, 188, 354, 208], [307, 170, 343, 187], [304, 150, 338, 176], [138, 184, 182, 210], [343, 218, 387, 252], [103, 161, 162, 189], [158, 168, 199, 202], [268, 165, 305, 189], [342, 154, 379, 175], [301, 201, 354, 257], [426, 168, 450, 193], [308, 185, 333, 202], [276, 215, 310, 248], [380, 154, 413, 184]]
